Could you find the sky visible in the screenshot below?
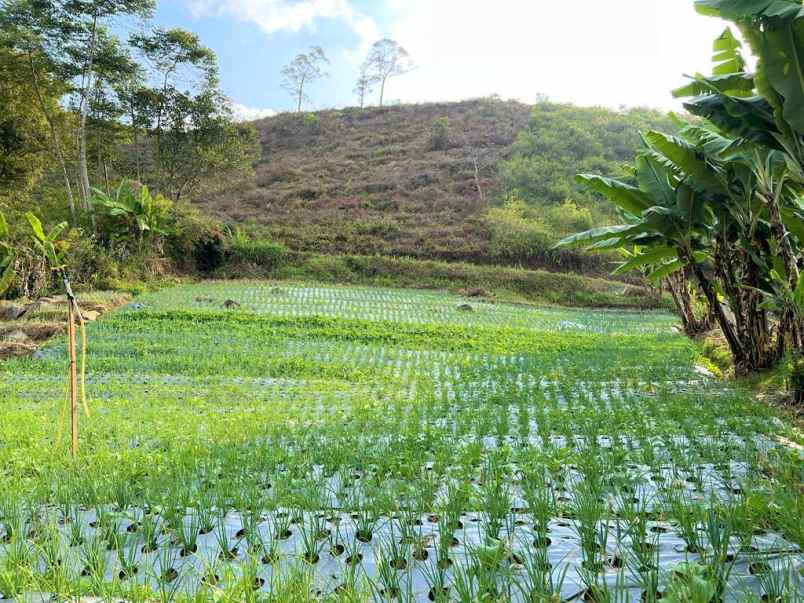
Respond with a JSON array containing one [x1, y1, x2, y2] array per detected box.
[[147, 0, 734, 120]]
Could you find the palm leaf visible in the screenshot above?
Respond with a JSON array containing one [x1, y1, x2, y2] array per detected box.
[[646, 259, 685, 282], [644, 131, 728, 195], [612, 246, 679, 275], [555, 224, 637, 249], [575, 174, 653, 215], [760, 17, 804, 134], [25, 212, 46, 243], [695, 0, 804, 20]]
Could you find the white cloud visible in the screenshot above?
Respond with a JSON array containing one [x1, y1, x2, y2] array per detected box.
[[188, 0, 379, 55], [380, 0, 733, 110], [231, 103, 277, 121]]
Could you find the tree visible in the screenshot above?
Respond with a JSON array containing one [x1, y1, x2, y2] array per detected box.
[[0, 47, 55, 198], [362, 39, 414, 107], [353, 65, 373, 109], [0, 0, 155, 222], [280, 46, 329, 113], [66, 0, 156, 216], [127, 27, 257, 201]]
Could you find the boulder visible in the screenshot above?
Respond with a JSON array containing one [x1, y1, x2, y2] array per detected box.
[[3, 330, 30, 342], [0, 303, 26, 321]]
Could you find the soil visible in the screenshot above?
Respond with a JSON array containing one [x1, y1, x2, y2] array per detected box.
[[0, 293, 131, 360]]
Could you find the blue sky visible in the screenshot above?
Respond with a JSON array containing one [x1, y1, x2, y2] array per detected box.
[[143, 1, 732, 119]]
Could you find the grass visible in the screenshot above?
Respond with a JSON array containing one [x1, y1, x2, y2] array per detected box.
[[222, 254, 670, 310], [197, 98, 672, 276], [0, 281, 801, 601]]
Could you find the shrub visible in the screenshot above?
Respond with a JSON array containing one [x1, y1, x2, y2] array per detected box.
[[485, 197, 552, 260], [428, 117, 450, 150], [229, 239, 288, 268]]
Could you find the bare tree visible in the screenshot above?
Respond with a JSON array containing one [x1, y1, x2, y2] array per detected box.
[[353, 65, 373, 109], [362, 39, 414, 107], [280, 46, 329, 113], [461, 133, 492, 204]]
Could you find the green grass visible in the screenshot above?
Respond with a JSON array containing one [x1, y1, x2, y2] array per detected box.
[[0, 281, 801, 601], [222, 254, 670, 310]]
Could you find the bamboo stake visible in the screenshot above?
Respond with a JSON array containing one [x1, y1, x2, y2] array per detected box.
[[67, 298, 78, 458]]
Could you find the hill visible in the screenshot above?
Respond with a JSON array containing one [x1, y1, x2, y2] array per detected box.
[[198, 98, 674, 274]]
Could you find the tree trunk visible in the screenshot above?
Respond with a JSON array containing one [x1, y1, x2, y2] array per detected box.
[[687, 254, 746, 372], [666, 270, 713, 336], [77, 14, 99, 221], [379, 76, 387, 107], [28, 53, 77, 224]]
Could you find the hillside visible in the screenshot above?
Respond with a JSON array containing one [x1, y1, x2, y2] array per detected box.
[[199, 98, 673, 273]]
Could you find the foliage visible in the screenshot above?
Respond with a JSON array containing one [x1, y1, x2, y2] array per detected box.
[[91, 180, 172, 243], [280, 46, 329, 113], [559, 8, 804, 379], [205, 98, 667, 275], [224, 226, 288, 268], [486, 197, 594, 262], [0, 281, 799, 597], [429, 116, 451, 150], [0, 211, 15, 296], [25, 212, 68, 270], [0, 47, 59, 197], [361, 39, 415, 107], [498, 101, 676, 216]]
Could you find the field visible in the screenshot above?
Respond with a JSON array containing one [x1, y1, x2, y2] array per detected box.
[[0, 282, 802, 602]]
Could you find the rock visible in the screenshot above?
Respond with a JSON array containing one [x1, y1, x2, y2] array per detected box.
[[223, 299, 241, 309], [3, 329, 30, 342], [456, 303, 473, 312], [0, 303, 26, 321], [458, 287, 488, 298], [694, 365, 715, 379]]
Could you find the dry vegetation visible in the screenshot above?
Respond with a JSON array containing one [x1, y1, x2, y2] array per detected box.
[[199, 99, 532, 264]]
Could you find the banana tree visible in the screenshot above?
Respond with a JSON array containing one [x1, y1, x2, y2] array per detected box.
[[91, 180, 170, 247], [557, 124, 791, 373], [0, 211, 15, 297]]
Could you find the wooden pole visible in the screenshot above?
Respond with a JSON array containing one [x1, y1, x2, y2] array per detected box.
[[67, 298, 78, 458]]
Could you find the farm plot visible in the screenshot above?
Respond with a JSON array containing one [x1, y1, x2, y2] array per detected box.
[[0, 282, 801, 602]]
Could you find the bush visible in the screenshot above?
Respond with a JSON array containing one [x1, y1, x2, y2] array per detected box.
[[228, 239, 288, 268], [429, 117, 450, 150], [485, 197, 552, 259]]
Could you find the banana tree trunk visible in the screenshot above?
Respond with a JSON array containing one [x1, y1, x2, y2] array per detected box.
[[686, 254, 746, 372]]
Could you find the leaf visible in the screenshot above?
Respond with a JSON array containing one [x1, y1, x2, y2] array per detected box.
[[0, 211, 7, 238], [780, 207, 804, 241], [695, 0, 804, 20], [795, 274, 804, 312], [646, 259, 685, 282], [672, 73, 755, 98], [759, 17, 804, 134], [25, 212, 46, 243], [683, 94, 782, 149], [612, 246, 679, 275], [636, 153, 676, 207], [575, 174, 653, 215], [644, 131, 728, 195], [0, 262, 14, 297], [47, 222, 68, 242], [555, 224, 637, 249]]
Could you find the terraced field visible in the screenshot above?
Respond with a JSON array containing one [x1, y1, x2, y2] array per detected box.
[[0, 282, 801, 602]]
